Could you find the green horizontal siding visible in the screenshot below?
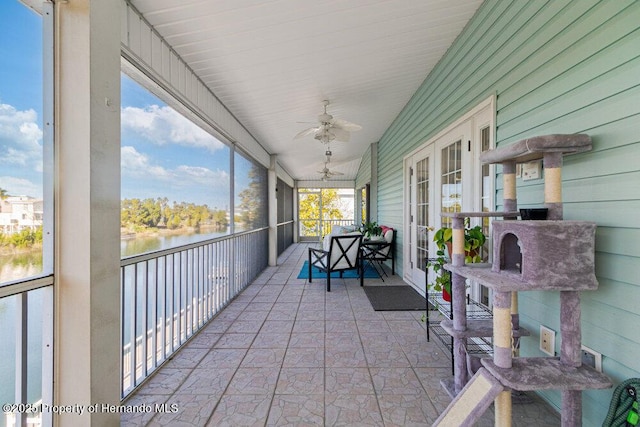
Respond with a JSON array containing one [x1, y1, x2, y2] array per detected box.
[[376, 1, 640, 424], [355, 145, 372, 189]]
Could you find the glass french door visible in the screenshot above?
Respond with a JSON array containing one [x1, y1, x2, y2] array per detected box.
[[406, 145, 434, 286], [404, 98, 495, 302], [405, 120, 473, 289]]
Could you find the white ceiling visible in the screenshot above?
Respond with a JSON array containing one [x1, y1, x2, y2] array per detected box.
[[129, 0, 483, 182]]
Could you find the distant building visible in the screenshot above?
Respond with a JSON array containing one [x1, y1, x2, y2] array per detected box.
[[0, 196, 44, 234]]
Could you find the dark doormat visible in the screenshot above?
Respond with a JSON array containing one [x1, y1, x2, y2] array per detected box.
[[363, 285, 427, 311]]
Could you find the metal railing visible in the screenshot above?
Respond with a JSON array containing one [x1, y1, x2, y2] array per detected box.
[[1, 276, 54, 427], [298, 218, 356, 241], [120, 227, 268, 398]]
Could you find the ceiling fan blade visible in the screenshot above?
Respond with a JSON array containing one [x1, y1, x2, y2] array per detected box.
[[332, 118, 362, 132], [296, 100, 363, 142], [294, 126, 320, 139], [331, 127, 351, 142]]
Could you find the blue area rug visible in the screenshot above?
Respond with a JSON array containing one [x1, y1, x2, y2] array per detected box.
[[297, 260, 380, 279]]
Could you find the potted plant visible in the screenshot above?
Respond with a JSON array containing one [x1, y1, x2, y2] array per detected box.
[[360, 221, 382, 239], [427, 219, 486, 301]]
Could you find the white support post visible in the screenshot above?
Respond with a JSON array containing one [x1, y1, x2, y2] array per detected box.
[[268, 155, 278, 265], [55, 1, 121, 425]]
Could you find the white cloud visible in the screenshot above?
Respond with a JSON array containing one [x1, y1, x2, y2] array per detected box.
[[0, 176, 41, 198], [122, 145, 228, 189], [175, 165, 229, 187], [121, 105, 224, 152], [0, 103, 43, 169], [121, 145, 171, 180]]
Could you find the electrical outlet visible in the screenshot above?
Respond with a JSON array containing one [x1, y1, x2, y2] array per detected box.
[[581, 345, 603, 372], [539, 325, 555, 356], [522, 161, 542, 181]]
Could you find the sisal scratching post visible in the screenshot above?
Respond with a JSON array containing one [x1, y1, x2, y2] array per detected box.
[[543, 152, 563, 220], [451, 217, 468, 394], [502, 161, 517, 214], [493, 291, 513, 427], [495, 391, 512, 427]]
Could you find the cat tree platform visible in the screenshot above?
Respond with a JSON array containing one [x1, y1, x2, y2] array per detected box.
[[482, 357, 612, 391]]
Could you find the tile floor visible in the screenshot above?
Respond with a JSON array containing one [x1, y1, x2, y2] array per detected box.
[[122, 243, 561, 426]]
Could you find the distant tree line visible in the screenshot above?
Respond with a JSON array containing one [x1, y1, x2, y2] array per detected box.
[[121, 197, 228, 231], [0, 227, 43, 249]]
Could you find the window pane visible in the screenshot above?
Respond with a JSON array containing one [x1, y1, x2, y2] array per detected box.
[[234, 151, 267, 232], [441, 140, 462, 227], [121, 73, 231, 256], [416, 157, 430, 271], [0, 2, 45, 284]]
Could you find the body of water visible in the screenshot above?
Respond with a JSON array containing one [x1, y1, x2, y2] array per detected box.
[[0, 228, 230, 283], [121, 228, 228, 257], [0, 228, 229, 426]]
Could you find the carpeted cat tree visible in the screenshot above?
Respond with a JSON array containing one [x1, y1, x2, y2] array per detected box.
[[433, 134, 612, 427]]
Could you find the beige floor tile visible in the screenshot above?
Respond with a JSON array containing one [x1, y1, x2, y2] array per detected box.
[[206, 394, 272, 427], [260, 319, 295, 334], [325, 368, 375, 395], [240, 348, 286, 368], [120, 394, 168, 426], [134, 368, 191, 395], [225, 367, 279, 395], [184, 332, 222, 349], [369, 367, 425, 395], [288, 332, 324, 348], [275, 367, 324, 394], [162, 348, 209, 369], [149, 393, 219, 426], [213, 333, 256, 349], [378, 394, 439, 427], [325, 394, 384, 426], [176, 367, 235, 395], [282, 347, 324, 368], [199, 348, 247, 369], [251, 332, 291, 348], [124, 243, 561, 427], [266, 394, 324, 426]]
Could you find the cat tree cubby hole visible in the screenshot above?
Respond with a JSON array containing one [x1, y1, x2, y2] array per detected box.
[[499, 232, 522, 275]]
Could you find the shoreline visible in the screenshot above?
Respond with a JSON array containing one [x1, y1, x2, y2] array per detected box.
[[121, 224, 226, 240], [0, 244, 43, 256]]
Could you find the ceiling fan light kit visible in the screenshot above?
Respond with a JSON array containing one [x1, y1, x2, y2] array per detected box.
[[294, 100, 361, 144]]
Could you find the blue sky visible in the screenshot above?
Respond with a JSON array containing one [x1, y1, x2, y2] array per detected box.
[[120, 74, 232, 210], [0, 2, 43, 199], [0, 1, 248, 211]]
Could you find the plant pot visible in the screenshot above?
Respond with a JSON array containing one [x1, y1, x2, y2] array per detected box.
[[442, 288, 451, 302], [519, 208, 548, 220]]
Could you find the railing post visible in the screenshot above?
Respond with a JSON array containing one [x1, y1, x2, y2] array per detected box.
[[15, 293, 27, 427]]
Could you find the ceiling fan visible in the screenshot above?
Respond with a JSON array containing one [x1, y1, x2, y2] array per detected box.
[[295, 100, 362, 143], [317, 149, 344, 180], [317, 163, 344, 181]]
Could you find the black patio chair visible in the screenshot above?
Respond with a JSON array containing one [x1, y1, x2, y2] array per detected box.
[[361, 228, 396, 280], [308, 233, 363, 292]]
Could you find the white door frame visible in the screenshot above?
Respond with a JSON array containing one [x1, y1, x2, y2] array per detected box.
[[403, 95, 495, 295]]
